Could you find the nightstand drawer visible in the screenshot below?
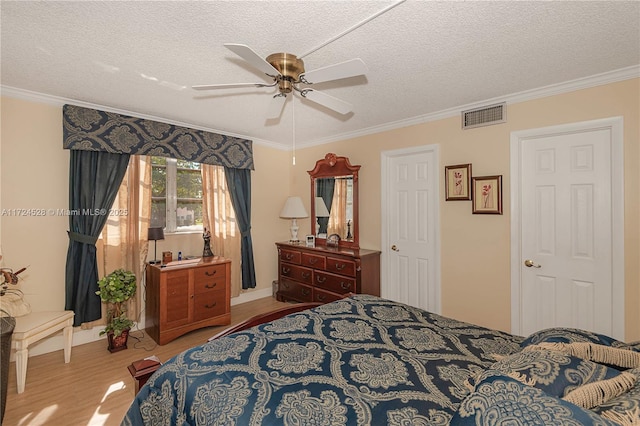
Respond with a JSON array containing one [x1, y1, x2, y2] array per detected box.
[[193, 291, 227, 322], [280, 264, 313, 284], [193, 264, 226, 286], [325, 257, 356, 277], [314, 271, 356, 294], [193, 264, 226, 295]]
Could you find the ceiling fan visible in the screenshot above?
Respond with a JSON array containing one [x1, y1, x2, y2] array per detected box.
[[192, 43, 368, 118]]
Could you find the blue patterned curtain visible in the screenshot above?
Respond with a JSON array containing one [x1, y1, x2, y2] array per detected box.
[[62, 104, 254, 170], [316, 178, 335, 234], [224, 168, 256, 289], [65, 150, 131, 326]]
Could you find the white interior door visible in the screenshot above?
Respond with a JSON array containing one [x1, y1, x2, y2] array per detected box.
[[381, 145, 440, 313], [511, 117, 624, 340]]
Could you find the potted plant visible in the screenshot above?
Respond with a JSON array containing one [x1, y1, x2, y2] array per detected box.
[[96, 268, 136, 353]]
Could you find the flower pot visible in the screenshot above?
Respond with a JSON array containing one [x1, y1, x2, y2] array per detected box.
[[107, 329, 130, 353]]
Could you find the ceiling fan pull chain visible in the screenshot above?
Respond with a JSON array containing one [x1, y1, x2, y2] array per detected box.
[[292, 96, 296, 165], [299, 0, 406, 59]]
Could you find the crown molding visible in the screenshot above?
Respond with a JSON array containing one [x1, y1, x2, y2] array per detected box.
[[2, 65, 638, 150], [298, 65, 640, 148]]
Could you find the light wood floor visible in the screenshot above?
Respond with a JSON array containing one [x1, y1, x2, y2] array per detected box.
[[3, 296, 287, 426]]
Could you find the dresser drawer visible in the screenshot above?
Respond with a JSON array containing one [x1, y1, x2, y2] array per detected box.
[[193, 291, 227, 322], [278, 277, 313, 302], [280, 264, 313, 284], [314, 271, 356, 294], [313, 288, 345, 304], [301, 253, 326, 269], [280, 249, 301, 264], [325, 256, 356, 277]]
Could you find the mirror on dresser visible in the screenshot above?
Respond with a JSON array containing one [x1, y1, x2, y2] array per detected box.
[[308, 153, 360, 249]]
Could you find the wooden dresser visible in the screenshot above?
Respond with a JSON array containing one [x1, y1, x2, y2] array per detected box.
[[275, 242, 380, 304], [145, 256, 231, 345]]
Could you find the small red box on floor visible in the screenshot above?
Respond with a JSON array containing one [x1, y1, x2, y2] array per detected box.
[[127, 357, 161, 394]]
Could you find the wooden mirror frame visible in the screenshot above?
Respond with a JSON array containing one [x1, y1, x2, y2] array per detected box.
[[308, 153, 360, 249]]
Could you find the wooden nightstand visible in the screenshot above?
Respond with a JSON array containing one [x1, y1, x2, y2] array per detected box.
[[145, 256, 231, 345]]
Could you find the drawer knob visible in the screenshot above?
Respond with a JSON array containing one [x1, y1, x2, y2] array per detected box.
[[317, 294, 326, 301], [282, 267, 291, 275], [309, 258, 318, 264], [204, 302, 217, 309], [302, 272, 310, 279], [205, 270, 217, 276], [285, 253, 293, 260], [205, 283, 217, 289], [316, 276, 326, 284], [335, 263, 346, 271], [340, 282, 351, 290], [301, 288, 310, 296]]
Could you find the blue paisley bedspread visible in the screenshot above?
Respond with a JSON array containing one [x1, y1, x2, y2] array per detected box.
[[122, 295, 523, 425]]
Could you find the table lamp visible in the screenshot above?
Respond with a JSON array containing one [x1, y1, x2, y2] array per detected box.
[[279, 196, 308, 243], [148, 227, 165, 264], [314, 196, 330, 236]]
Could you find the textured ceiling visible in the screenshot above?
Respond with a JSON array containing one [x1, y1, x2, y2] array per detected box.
[[2, 1, 639, 149]]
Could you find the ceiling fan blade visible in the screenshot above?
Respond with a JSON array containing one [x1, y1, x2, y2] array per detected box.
[[266, 94, 287, 119], [192, 82, 267, 90], [299, 58, 367, 84], [224, 43, 281, 77], [301, 89, 353, 115]]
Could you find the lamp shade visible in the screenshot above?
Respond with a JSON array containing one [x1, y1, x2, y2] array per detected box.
[[148, 227, 165, 241], [279, 196, 308, 219], [314, 197, 330, 217]]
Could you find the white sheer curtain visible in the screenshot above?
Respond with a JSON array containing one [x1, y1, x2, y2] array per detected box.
[[202, 164, 242, 297], [89, 156, 151, 329], [328, 178, 348, 238]]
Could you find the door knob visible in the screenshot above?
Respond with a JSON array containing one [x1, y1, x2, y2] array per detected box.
[[524, 259, 541, 268], [391, 245, 399, 252]]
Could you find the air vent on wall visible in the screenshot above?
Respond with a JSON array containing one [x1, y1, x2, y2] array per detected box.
[[462, 102, 506, 129]]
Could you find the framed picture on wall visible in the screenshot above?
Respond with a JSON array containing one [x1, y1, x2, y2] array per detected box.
[[472, 175, 503, 214], [445, 163, 472, 200]]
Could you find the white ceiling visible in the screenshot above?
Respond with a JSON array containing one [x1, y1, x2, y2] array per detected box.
[[2, 1, 639, 149]]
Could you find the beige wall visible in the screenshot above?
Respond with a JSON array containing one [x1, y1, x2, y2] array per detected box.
[[1, 77, 638, 352], [293, 78, 639, 340]]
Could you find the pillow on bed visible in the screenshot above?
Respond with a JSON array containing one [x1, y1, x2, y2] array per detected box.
[[478, 348, 623, 398], [451, 374, 619, 426], [591, 367, 640, 425], [521, 327, 622, 349], [524, 342, 640, 370]]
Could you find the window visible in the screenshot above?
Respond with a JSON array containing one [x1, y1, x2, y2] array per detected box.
[[151, 157, 203, 232]]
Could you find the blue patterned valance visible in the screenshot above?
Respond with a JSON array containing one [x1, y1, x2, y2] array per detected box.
[[63, 104, 254, 170]]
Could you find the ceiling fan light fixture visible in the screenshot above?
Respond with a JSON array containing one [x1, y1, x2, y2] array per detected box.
[[266, 53, 305, 80], [266, 52, 305, 94]]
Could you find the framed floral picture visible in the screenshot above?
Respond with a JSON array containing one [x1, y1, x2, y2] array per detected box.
[[444, 164, 472, 201], [472, 175, 503, 214]]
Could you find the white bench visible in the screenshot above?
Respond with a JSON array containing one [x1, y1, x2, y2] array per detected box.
[[11, 311, 74, 394]]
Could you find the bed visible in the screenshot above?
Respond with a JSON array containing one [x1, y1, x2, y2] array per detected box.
[[122, 295, 640, 425]]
